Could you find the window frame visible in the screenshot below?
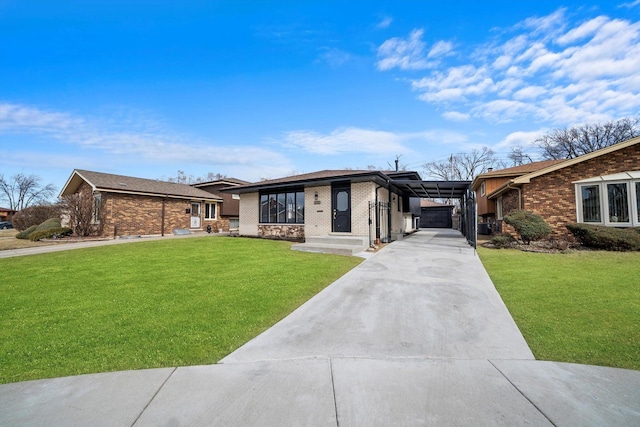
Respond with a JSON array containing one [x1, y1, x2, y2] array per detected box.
[[575, 176, 640, 227], [204, 202, 217, 220], [92, 193, 101, 224], [259, 188, 305, 224], [496, 197, 503, 220], [604, 181, 632, 226]]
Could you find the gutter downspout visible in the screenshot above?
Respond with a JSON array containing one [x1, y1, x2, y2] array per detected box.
[[375, 185, 382, 245], [161, 195, 167, 236], [387, 181, 392, 242]]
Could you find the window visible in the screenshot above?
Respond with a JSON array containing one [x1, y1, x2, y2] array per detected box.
[[580, 185, 601, 223], [607, 183, 629, 223], [480, 182, 486, 197], [260, 189, 304, 224], [232, 194, 240, 200], [92, 194, 101, 224], [575, 172, 640, 227], [496, 197, 503, 220], [229, 218, 239, 229], [205, 203, 217, 220]]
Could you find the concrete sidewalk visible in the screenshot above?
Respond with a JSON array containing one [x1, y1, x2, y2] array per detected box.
[[0, 231, 221, 259], [1, 229, 639, 426]]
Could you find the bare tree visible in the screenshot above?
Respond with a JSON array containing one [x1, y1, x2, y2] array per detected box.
[[0, 173, 56, 210], [422, 147, 505, 181], [537, 116, 640, 160], [60, 192, 97, 236], [163, 170, 227, 184], [508, 146, 534, 166]]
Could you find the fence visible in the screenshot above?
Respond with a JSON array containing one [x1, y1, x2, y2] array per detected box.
[[368, 201, 390, 246]]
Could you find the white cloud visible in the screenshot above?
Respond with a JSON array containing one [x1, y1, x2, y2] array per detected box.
[[619, 0, 640, 9], [427, 40, 454, 58], [387, 9, 640, 128], [495, 130, 548, 150], [377, 16, 393, 29], [0, 102, 289, 170], [282, 127, 470, 156], [283, 127, 410, 155], [317, 47, 352, 68], [442, 111, 470, 122], [376, 29, 453, 71], [412, 65, 495, 102]]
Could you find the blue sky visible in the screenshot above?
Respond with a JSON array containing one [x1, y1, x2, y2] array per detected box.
[[1, 1, 639, 193]]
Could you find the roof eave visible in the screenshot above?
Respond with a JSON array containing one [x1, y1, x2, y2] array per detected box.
[[221, 171, 393, 194]]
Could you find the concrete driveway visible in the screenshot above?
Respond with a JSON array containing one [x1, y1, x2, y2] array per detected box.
[[1, 229, 639, 426]]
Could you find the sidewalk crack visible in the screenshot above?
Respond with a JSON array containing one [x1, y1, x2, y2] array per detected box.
[[131, 367, 177, 426], [488, 360, 557, 427], [329, 358, 340, 427]]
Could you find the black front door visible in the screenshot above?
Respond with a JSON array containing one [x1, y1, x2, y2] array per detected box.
[[332, 184, 351, 232]]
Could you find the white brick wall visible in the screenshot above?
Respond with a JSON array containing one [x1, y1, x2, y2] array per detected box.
[[238, 181, 412, 239], [305, 185, 332, 237], [239, 192, 259, 236]]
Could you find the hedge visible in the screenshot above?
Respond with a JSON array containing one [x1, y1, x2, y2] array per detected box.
[[15, 218, 62, 240], [566, 223, 640, 251], [28, 227, 73, 241]]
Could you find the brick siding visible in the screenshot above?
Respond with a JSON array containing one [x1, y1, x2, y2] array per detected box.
[[501, 144, 640, 238], [100, 193, 194, 237]]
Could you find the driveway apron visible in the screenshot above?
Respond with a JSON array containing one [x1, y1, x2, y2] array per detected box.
[[2, 229, 639, 426]]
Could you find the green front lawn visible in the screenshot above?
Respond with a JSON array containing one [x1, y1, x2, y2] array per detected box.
[[0, 237, 362, 384], [478, 247, 640, 370]]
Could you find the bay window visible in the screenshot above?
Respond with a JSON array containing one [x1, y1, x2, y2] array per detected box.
[[575, 172, 640, 227]]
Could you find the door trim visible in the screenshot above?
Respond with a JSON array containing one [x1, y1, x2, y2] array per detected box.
[[331, 184, 351, 233]]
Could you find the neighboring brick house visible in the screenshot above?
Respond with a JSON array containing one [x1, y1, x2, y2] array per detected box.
[[59, 170, 223, 237], [472, 136, 640, 238], [471, 159, 565, 233], [221, 169, 470, 249], [192, 178, 248, 232], [0, 207, 17, 223]]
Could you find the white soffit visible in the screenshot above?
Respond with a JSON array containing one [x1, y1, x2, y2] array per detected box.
[[573, 170, 640, 184]]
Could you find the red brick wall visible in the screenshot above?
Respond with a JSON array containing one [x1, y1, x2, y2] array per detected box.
[[100, 193, 193, 237], [504, 144, 640, 238]]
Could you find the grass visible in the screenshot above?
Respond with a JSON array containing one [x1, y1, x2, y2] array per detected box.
[[0, 229, 61, 250], [0, 236, 362, 384], [478, 247, 640, 370]]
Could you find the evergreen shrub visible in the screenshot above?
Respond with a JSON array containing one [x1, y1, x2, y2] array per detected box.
[[503, 210, 551, 244], [566, 223, 640, 251]]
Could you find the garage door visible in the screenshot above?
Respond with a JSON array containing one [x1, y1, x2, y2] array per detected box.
[[419, 207, 453, 228]]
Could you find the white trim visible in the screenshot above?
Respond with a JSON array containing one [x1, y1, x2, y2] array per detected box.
[[575, 177, 640, 227]]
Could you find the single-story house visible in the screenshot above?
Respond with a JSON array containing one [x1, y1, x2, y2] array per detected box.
[[472, 136, 640, 238], [192, 178, 248, 232], [59, 169, 225, 237], [221, 169, 471, 250]]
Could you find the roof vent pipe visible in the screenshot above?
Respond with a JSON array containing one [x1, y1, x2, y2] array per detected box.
[[487, 168, 493, 172]]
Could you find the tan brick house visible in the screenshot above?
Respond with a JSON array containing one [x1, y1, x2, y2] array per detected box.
[[59, 170, 224, 237], [472, 136, 640, 238], [222, 169, 471, 252]]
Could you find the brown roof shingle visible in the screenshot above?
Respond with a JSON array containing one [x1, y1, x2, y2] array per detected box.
[[61, 170, 222, 200]]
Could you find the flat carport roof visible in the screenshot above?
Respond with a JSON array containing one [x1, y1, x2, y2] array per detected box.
[[392, 180, 471, 199]]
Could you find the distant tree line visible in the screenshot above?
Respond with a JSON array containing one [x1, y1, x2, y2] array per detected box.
[[161, 170, 227, 185], [423, 116, 639, 181]]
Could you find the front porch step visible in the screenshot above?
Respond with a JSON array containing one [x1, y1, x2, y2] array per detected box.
[[292, 235, 369, 256]]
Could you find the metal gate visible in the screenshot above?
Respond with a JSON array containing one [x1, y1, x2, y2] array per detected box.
[[461, 188, 477, 249], [368, 201, 390, 246]]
